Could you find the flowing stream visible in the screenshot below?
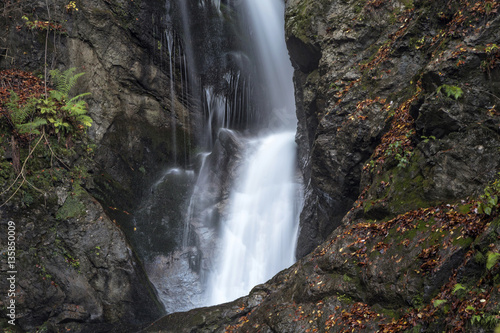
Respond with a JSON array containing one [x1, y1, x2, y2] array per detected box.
[[206, 0, 301, 305]]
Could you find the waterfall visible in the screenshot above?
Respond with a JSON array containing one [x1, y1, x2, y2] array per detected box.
[[133, 0, 301, 313], [206, 0, 301, 305], [207, 133, 301, 304]]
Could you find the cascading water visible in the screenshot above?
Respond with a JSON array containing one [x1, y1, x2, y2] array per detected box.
[[132, 0, 301, 313], [207, 132, 301, 304], [206, 0, 302, 305]]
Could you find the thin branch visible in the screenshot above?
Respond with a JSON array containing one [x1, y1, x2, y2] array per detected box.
[[0, 131, 45, 206], [43, 0, 51, 99], [43, 133, 70, 170], [0, 179, 26, 208]]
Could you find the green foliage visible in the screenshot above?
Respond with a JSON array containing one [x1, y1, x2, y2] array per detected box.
[[6, 92, 46, 135], [49, 68, 86, 97], [385, 140, 412, 168], [471, 313, 499, 329], [452, 283, 466, 294], [49, 68, 92, 134], [421, 135, 436, 143], [485, 43, 499, 54], [437, 84, 464, 100], [412, 294, 424, 308], [486, 251, 500, 270], [5, 68, 92, 137], [477, 173, 500, 216], [56, 195, 86, 220], [433, 299, 447, 307]]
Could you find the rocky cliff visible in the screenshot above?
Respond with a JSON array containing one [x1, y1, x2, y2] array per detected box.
[[0, 0, 182, 331], [143, 0, 500, 332]]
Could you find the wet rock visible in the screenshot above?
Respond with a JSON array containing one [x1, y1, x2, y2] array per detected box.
[[0, 190, 164, 332]]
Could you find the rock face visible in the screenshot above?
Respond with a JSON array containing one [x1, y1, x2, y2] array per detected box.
[[0, 0, 179, 331], [141, 0, 500, 332], [287, 0, 500, 258], [1, 0, 193, 209], [0, 192, 164, 333]]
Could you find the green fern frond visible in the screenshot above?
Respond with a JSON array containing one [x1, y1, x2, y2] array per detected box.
[[49, 67, 86, 96], [49, 89, 65, 102], [437, 84, 463, 100], [67, 72, 85, 94], [62, 99, 88, 115], [16, 117, 47, 135], [67, 92, 91, 104], [7, 92, 38, 125], [75, 114, 93, 128]]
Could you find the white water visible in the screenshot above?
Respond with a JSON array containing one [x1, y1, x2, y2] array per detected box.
[[245, 0, 296, 129], [208, 133, 300, 304], [207, 0, 301, 305]]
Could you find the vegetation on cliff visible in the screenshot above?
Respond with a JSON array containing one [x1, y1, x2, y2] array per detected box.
[[0, 68, 93, 210]]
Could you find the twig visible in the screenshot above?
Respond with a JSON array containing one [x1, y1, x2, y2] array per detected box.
[[0, 179, 26, 208], [0, 131, 45, 206], [43, 133, 70, 170], [43, 0, 51, 99]]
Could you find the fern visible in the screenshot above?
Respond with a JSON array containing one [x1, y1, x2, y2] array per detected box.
[[49, 68, 93, 131], [16, 117, 48, 135], [49, 67, 85, 96], [75, 114, 93, 128], [7, 92, 37, 126]]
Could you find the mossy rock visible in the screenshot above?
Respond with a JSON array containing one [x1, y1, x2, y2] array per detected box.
[[364, 150, 438, 219], [56, 194, 86, 220]]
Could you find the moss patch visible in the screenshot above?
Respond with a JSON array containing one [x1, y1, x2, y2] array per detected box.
[[56, 194, 86, 220]]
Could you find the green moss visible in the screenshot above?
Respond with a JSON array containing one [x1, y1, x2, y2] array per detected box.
[[458, 204, 473, 214], [337, 293, 354, 304], [378, 305, 400, 319], [385, 151, 436, 215], [474, 251, 486, 265], [412, 294, 424, 308], [452, 234, 473, 247], [56, 195, 86, 220], [343, 274, 353, 282]]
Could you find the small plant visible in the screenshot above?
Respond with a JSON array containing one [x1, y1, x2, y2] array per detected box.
[[65, 1, 79, 12], [421, 135, 436, 143], [385, 140, 412, 168], [452, 283, 466, 294], [486, 251, 500, 270], [437, 84, 463, 100], [471, 313, 499, 329], [5, 67, 92, 138], [433, 299, 447, 307], [6, 92, 47, 135], [477, 173, 500, 215]]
